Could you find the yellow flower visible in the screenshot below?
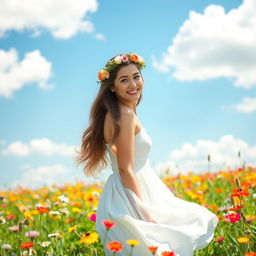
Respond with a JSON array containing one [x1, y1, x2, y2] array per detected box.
[[233, 196, 242, 205], [68, 225, 78, 232], [87, 211, 95, 217], [80, 232, 99, 244], [72, 207, 82, 213], [245, 215, 255, 222], [126, 239, 140, 246], [237, 237, 249, 243], [24, 211, 34, 221]]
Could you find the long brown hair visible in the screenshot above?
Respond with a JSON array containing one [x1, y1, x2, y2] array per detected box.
[[74, 55, 144, 178]]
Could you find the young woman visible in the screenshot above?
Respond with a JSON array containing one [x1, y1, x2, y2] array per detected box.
[[75, 53, 219, 256]]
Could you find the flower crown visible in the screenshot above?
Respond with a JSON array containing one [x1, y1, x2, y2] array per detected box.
[[97, 53, 146, 84]]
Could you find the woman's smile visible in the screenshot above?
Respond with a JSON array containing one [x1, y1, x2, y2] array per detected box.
[[127, 88, 139, 95]]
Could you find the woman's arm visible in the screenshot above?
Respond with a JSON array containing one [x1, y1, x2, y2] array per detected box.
[[114, 108, 143, 200], [112, 107, 157, 223]]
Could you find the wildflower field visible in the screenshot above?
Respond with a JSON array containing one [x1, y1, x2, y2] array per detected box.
[[0, 166, 255, 256]]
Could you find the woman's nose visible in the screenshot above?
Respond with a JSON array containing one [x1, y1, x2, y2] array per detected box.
[[129, 79, 137, 87]]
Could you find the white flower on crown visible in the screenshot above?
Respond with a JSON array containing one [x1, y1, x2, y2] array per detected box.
[[138, 55, 144, 64], [114, 55, 122, 64]]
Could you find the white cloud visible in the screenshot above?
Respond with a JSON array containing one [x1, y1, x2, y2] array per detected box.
[[231, 97, 256, 113], [11, 164, 71, 189], [2, 141, 30, 156], [1, 138, 78, 157], [0, 0, 98, 39], [154, 135, 256, 176], [95, 33, 106, 41], [152, 0, 256, 88], [0, 48, 53, 98]]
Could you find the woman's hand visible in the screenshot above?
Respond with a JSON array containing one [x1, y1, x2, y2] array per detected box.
[[147, 215, 157, 223]]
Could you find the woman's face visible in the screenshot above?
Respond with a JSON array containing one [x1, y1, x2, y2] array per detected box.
[[111, 63, 143, 105]]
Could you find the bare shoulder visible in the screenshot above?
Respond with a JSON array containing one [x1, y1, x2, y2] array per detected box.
[[119, 105, 135, 119]]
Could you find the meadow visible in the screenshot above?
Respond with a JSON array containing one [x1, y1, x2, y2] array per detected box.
[[0, 165, 255, 256]]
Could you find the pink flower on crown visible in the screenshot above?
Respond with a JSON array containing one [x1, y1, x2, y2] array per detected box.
[[121, 55, 129, 63]]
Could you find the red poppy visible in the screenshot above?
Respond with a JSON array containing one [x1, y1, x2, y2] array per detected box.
[[20, 242, 34, 249], [107, 241, 123, 252], [101, 219, 116, 230], [36, 206, 50, 214], [231, 188, 249, 197]]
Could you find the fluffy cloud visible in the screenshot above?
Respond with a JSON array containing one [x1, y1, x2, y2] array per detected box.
[[231, 97, 256, 113], [1, 138, 78, 157], [154, 135, 256, 176], [152, 0, 256, 88], [0, 48, 53, 98], [0, 0, 98, 39], [95, 33, 106, 41], [11, 164, 70, 189]]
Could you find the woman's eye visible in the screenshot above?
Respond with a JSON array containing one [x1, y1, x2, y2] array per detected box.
[[121, 76, 140, 83]]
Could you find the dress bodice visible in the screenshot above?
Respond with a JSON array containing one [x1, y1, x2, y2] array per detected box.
[[105, 121, 152, 174]]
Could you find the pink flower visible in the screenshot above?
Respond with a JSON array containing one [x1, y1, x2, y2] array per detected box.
[[225, 213, 241, 223], [7, 214, 16, 220], [8, 225, 19, 231], [25, 231, 40, 237], [215, 236, 225, 243], [87, 213, 96, 222], [121, 55, 129, 62]]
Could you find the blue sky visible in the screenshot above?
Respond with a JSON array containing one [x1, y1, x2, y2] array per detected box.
[[0, 0, 255, 189]]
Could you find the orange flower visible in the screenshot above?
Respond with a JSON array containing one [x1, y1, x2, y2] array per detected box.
[[215, 188, 223, 193], [148, 245, 158, 253], [64, 218, 73, 223], [36, 206, 50, 214], [129, 53, 139, 63], [245, 252, 256, 256], [107, 241, 123, 252], [161, 251, 176, 256], [231, 188, 250, 197], [98, 69, 109, 81], [20, 242, 34, 249], [101, 219, 116, 230], [229, 204, 244, 211]]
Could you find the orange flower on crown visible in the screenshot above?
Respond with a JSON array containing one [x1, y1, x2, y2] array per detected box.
[[129, 53, 139, 63], [98, 69, 110, 81]]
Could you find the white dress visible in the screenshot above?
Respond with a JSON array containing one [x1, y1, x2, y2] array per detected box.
[[95, 116, 219, 256]]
